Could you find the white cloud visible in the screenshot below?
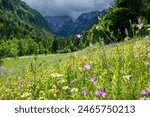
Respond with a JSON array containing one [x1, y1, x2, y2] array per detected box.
[[22, 0, 112, 20]]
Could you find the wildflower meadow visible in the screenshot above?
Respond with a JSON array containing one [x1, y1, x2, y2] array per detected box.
[[0, 36, 149, 100]]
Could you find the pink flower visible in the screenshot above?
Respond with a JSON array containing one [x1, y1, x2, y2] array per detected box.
[[141, 90, 148, 95], [139, 98, 150, 100], [90, 75, 96, 82], [85, 62, 91, 70], [95, 89, 106, 98], [146, 86, 150, 93], [144, 61, 149, 65], [136, 23, 143, 29], [76, 34, 82, 39]]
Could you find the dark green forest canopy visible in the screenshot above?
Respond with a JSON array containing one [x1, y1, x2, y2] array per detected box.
[[0, 0, 149, 61]]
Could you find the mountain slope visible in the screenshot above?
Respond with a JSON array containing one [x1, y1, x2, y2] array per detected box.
[[45, 10, 106, 37], [45, 16, 74, 36], [0, 0, 51, 39]]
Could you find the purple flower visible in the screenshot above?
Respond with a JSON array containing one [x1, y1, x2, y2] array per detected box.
[[146, 86, 150, 93], [76, 34, 82, 39], [141, 90, 148, 95], [123, 75, 132, 80], [139, 98, 150, 100], [125, 28, 128, 34], [144, 61, 149, 65], [82, 89, 87, 96], [90, 75, 96, 82], [136, 23, 143, 29], [85, 62, 91, 70], [95, 89, 106, 98]]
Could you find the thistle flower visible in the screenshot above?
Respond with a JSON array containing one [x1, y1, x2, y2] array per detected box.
[[76, 34, 82, 39], [90, 75, 96, 82], [85, 62, 91, 70], [95, 89, 106, 98], [136, 23, 143, 29]]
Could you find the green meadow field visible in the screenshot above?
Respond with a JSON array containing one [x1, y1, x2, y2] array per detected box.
[[0, 38, 150, 100]]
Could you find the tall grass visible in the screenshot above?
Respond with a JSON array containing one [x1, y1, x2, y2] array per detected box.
[[0, 37, 149, 100]]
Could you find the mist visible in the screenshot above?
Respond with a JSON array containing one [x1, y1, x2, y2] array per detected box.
[[22, 0, 112, 20]]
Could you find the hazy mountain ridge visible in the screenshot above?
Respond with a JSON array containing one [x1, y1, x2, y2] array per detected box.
[[45, 10, 107, 36]]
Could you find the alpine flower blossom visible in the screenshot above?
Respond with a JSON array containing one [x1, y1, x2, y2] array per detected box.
[[82, 89, 87, 96], [95, 89, 106, 98], [141, 90, 148, 95], [146, 86, 150, 93], [136, 23, 143, 29], [85, 62, 91, 70], [144, 61, 149, 65], [90, 75, 96, 82], [76, 34, 82, 39]]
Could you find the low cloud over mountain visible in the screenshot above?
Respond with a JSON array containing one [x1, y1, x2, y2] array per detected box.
[[22, 0, 112, 20]]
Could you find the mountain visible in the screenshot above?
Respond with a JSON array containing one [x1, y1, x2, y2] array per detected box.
[[45, 16, 74, 36], [0, 0, 52, 39], [0, 0, 56, 57], [45, 10, 107, 37]]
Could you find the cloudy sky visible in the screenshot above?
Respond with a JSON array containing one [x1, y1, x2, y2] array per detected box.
[[22, 0, 113, 20]]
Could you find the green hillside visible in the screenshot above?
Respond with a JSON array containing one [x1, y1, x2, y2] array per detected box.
[[0, 0, 55, 58]]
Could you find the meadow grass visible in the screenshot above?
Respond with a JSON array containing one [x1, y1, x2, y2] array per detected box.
[[0, 38, 150, 100]]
